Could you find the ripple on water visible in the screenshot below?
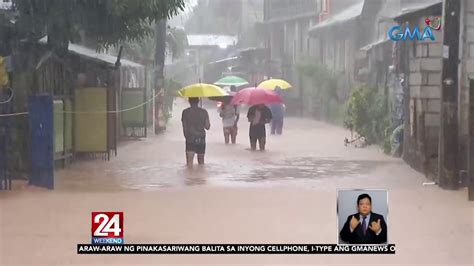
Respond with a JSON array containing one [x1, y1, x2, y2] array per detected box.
[[54, 157, 400, 192]]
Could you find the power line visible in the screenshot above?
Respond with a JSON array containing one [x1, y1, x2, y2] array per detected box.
[[0, 91, 162, 117]]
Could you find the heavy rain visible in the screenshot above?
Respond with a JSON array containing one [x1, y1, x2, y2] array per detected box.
[[0, 0, 473, 265]]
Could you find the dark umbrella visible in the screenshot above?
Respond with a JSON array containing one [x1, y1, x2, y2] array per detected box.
[[208, 91, 236, 102]]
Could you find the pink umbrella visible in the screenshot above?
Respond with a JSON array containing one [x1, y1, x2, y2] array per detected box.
[[231, 87, 283, 105]]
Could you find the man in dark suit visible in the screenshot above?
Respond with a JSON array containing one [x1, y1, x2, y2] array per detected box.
[[339, 194, 388, 244]]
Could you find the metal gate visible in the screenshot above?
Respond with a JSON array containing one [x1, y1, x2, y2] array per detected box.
[[28, 95, 54, 189], [121, 88, 147, 138]]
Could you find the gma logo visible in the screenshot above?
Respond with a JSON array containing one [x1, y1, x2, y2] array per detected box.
[[388, 26, 436, 42]]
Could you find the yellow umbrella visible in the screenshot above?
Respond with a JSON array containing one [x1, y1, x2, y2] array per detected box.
[[178, 83, 229, 98], [258, 79, 292, 90]]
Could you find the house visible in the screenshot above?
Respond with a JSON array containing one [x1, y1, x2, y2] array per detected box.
[[305, 0, 384, 121], [391, 0, 474, 198], [185, 34, 238, 83], [360, 0, 441, 128], [389, 2, 444, 180], [304, 0, 446, 159], [263, 0, 321, 114], [308, 1, 365, 90], [263, 0, 365, 115], [37, 37, 147, 156], [2, 35, 147, 189], [206, 47, 269, 87], [461, 0, 474, 199]]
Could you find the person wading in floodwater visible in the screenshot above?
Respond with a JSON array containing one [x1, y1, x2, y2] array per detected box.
[[181, 97, 210, 166], [218, 97, 240, 144], [247, 104, 272, 151], [269, 86, 285, 135]]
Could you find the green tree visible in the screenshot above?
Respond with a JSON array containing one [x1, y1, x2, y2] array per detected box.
[[118, 26, 188, 65], [297, 57, 343, 123], [12, 0, 186, 54]]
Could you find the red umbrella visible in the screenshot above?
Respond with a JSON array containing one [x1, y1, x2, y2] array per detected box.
[[231, 87, 283, 105]]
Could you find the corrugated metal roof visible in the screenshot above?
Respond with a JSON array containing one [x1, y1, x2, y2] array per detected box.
[[186, 34, 237, 48], [38, 36, 143, 68], [209, 56, 240, 64], [360, 38, 390, 51], [308, 2, 364, 36], [67, 43, 143, 68], [392, 1, 442, 22], [0, 1, 12, 10]]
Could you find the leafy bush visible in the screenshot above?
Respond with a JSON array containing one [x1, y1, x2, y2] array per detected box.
[[296, 57, 342, 122], [344, 84, 391, 145], [297, 58, 339, 101]]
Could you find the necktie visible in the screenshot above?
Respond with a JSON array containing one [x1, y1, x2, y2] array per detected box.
[[362, 216, 367, 235]]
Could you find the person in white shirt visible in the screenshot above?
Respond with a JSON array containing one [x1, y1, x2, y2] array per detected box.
[[219, 98, 240, 144]]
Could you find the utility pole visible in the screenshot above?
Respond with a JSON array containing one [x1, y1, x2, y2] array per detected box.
[[470, 79, 474, 200], [439, 0, 461, 190], [154, 19, 167, 134]]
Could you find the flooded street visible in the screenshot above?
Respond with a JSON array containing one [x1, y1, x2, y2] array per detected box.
[[54, 99, 403, 191], [1, 99, 473, 265]]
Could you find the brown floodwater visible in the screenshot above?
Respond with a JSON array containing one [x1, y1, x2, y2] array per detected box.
[[48, 99, 402, 192], [1, 100, 471, 266]]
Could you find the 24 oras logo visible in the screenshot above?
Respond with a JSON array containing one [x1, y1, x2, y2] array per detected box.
[[91, 212, 124, 244], [389, 16, 442, 42]]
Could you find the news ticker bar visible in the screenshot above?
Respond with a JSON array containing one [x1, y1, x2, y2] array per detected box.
[[78, 244, 396, 254]]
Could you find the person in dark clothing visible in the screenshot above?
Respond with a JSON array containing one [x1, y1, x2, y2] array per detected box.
[[247, 104, 272, 151], [181, 98, 210, 166], [339, 194, 388, 244]]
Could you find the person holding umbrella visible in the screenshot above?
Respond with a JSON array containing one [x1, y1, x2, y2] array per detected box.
[[232, 87, 282, 151], [178, 83, 227, 166], [247, 104, 272, 151], [257, 79, 292, 136]]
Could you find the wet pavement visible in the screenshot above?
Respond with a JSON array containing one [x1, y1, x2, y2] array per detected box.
[[1, 99, 473, 265]]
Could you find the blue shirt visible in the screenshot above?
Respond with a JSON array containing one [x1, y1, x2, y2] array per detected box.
[[269, 103, 284, 119]]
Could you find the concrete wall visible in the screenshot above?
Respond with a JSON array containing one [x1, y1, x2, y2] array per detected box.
[[403, 16, 443, 178], [460, 0, 474, 172]]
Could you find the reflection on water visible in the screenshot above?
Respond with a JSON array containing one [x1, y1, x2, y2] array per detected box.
[[53, 157, 401, 192], [182, 166, 208, 186]]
